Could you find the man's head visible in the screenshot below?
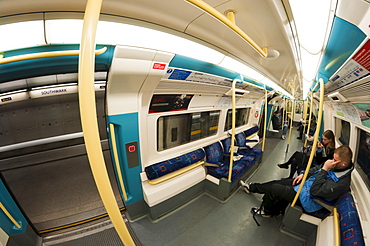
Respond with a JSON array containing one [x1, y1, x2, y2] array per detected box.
[[333, 145, 353, 169]]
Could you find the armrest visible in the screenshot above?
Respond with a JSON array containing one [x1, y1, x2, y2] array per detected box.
[[310, 195, 337, 212], [148, 161, 204, 185]]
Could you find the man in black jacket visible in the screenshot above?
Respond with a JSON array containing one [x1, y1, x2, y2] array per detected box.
[[240, 145, 354, 217]]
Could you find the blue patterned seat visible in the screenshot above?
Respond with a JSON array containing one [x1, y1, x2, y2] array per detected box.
[[337, 192, 365, 246], [235, 132, 263, 159], [244, 125, 259, 138], [204, 141, 248, 182], [145, 148, 205, 180]]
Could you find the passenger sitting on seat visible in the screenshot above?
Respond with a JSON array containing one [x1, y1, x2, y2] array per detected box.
[[278, 130, 335, 179], [271, 111, 281, 130], [240, 145, 353, 217]]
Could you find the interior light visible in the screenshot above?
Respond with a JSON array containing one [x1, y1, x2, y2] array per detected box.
[[0, 21, 46, 52], [289, 0, 332, 54], [302, 78, 312, 100], [45, 19, 83, 43], [261, 77, 293, 98], [301, 48, 321, 82], [219, 56, 265, 82]]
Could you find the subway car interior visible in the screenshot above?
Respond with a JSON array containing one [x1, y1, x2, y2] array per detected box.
[[0, 0, 370, 245]]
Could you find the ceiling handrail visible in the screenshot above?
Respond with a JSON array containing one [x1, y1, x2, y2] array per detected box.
[[185, 0, 268, 58], [0, 47, 107, 65]]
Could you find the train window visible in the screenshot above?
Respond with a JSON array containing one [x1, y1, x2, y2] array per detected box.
[[339, 119, 351, 145], [355, 129, 370, 189], [224, 108, 250, 131], [157, 110, 220, 151]]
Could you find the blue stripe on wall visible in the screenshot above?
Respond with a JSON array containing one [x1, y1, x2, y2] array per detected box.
[[0, 44, 115, 83], [169, 54, 272, 91]]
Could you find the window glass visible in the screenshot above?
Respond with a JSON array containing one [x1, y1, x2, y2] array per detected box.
[[224, 108, 250, 131], [157, 111, 220, 151], [356, 129, 370, 190], [339, 120, 350, 145]]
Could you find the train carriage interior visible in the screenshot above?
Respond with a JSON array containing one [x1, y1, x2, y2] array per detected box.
[[1, 0, 370, 245]]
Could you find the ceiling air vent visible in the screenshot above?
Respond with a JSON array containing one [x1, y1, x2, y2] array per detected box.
[[327, 92, 348, 102]]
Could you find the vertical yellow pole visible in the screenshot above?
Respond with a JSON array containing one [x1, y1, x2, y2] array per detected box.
[[304, 93, 314, 147], [333, 207, 340, 246], [286, 98, 295, 153], [291, 78, 324, 207], [262, 89, 267, 152], [78, 0, 135, 245], [302, 100, 308, 139], [228, 79, 237, 182], [281, 98, 285, 129]]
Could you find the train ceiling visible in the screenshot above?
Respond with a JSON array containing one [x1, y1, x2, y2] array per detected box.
[[0, 0, 369, 100]]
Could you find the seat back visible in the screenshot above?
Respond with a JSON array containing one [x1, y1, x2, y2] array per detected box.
[[337, 193, 365, 246], [145, 148, 205, 180], [204, 142, 224, 164]]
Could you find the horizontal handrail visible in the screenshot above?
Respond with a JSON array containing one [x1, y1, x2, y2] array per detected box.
[[0, 132, 84, 153], [0, 47, 107, 65], [185, 0, 268, 58], [0, 202, 21, 229], [148, 161, 204, 185], [246, 132, 258, 140]]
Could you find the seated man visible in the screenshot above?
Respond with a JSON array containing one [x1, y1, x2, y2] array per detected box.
[[240, 145, 354, 217]]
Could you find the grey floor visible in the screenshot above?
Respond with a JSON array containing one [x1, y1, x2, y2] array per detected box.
[[130, 129, 315, 246], [45, 128, 315, 246]]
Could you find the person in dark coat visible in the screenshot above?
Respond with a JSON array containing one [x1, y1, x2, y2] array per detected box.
[[278, 130, 336, 179], [240, 145, 353, 217], [271, 111, 281, 130]]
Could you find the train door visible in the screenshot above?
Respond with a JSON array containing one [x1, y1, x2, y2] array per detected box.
[[0, 78, 124, 238]]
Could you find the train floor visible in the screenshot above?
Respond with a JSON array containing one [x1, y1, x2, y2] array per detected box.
[[46, 128, 315, 246], [130, 128, 314, 246]]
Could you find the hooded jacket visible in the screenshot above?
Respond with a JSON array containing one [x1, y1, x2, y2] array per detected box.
[[293, 162, 354, 212]]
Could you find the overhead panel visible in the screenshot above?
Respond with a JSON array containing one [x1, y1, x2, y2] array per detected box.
[[316, 17, 367, 94]]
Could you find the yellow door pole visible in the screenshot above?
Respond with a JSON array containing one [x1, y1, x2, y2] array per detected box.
[[227, 78, 237, 182], [286, 98, 295, 153], [302, 100, 308, 139], [304, 92, 314, 147], [262, 89, 267, 152], [78, 0, 135, 245]]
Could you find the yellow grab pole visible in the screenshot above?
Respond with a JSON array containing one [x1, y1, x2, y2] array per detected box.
[[282, 98, 285, 129], [185, 0, 268, 57], [291, 78, 324, 207], [333, 207, 341, 246], [304, 92, 314, 147], [228, 78, 237, 182], [0, 47, 107, 65], [262, 89, 267, 152], [286, 98, 295, 153], [301, 100, 308, 138], [78, 0, 135, 245], [226, 10, 236, 24]]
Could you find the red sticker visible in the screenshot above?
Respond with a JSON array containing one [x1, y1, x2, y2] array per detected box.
[[153, 63, 166, 70]]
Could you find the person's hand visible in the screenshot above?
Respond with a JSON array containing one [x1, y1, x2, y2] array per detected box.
[[322, 159, 341, 171], [293, 174, 303, 186], [317, 141, 323, 149]]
